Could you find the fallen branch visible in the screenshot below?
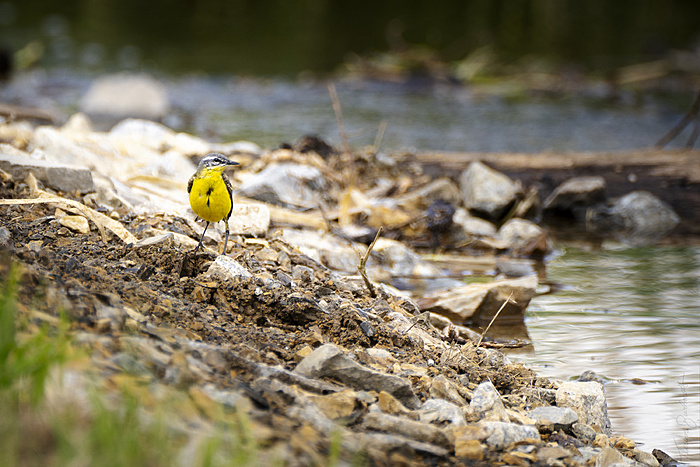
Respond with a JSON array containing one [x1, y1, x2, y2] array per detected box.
[[358, 226, 382, 298], [0, 173, 137, 244]]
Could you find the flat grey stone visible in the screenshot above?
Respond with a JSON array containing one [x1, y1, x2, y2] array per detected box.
[[294, 344, 419, 409], [527, 406, 579, 426], [0, 151, 94, 193], [478, 421, 539, 449]]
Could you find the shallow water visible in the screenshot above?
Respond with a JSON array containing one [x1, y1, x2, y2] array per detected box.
[[2, 71, 694, 155], [508, 245, 700, 463]]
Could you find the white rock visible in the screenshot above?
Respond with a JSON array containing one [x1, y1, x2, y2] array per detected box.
[[460, 161, 520, 221], [478, 421, 539, 449], [58, 215, 90, 235], [205, 256, 253, 280], [80, 73, 170, 121], [419, 275, 538, 325], [238, 162, 327, 209], [227, 204, 270, 236], [497, 218, 548, 254], [420, 399, 466, 426], [556, 381, 612, 435], [452, 208, 498, 237], [470, 381, 509, 422]]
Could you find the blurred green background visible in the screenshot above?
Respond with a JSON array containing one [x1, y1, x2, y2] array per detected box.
[[2, 0, 699, 76]]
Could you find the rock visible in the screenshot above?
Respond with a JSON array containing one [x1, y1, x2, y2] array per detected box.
[[204, 256, 253, 279], [556, 381, 612, 436], [497, 218, 549, 256], [309, 389, 358, 420], [357, 432, 450, 459], [537, 445, 572, 462], [0, 150, 94, 193], [595, 446, 640, 467], [294, 344, 420, 409], [80, 73, 170, 122], [428, 374, 468, 407], [608, 191, 680, 245], [527, 406, 579, 429], [361, 411, 450, 447], [237, 162, 327, 209], [377, 391, 416, 419], [629, 449, 660, 467], [0, 226, 10, 249], [572, 422, 598, 443], [62, 112, 94, 134], [652, 449, 679, 467], [418, 275, 538, 326], [470, 381, 509, 422], [455, 439, 484, 460], [478, 421, 539, 449], [452, 208, 498, 237], [227, 204, 270, 236], [494, 257, 538, 278], [281, 229, 360, 273], [393, 177, 462, 211], [544, 176, 607, 215], [58, 215, 90, 235], [419, 398, 466, 426], [460, 161, 521, 221], [576, 369, 607, 384]]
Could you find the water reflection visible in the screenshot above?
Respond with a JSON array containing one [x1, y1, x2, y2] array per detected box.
[[508, 245, 700, 463]]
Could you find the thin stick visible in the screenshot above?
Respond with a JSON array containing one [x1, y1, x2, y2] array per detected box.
[[373, 120, 387, 154], [328, 82, 351, 155], [656, 89, 700, 149], [476, 292, 514, 348], [358, 227, 382, 298]]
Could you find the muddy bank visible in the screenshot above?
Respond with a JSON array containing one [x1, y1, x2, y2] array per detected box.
[[404, 149, 700, 242]]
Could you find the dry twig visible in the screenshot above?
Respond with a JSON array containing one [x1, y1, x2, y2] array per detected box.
[[358, 226, 382, 298], [328, 82, 351, 155], [476, 292, 514, 348]]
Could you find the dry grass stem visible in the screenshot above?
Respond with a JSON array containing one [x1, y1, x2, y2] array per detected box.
[[358, 226, 382, 298], [476, 292, 515, 348]]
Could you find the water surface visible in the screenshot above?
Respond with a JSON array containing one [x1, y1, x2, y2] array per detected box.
[[510, 245, 700, 463]]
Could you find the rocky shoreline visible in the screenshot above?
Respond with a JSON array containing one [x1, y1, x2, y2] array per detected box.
[[0, 114, 686, 465]]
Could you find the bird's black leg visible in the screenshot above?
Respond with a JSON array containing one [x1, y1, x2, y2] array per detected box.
[[194, 222, 209, 251]]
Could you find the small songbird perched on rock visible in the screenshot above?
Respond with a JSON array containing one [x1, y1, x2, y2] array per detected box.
[[187, 153, 240, 254]]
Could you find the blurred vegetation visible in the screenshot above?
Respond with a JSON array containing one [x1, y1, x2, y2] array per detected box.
[[1, 0, 699, 76], [0, 262, 278, 467]]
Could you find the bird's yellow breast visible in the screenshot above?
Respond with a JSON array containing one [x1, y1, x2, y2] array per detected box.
[[188, 168, 233, 223]]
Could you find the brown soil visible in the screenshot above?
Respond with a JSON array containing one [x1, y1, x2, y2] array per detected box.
[[1, 177, 556, 464]]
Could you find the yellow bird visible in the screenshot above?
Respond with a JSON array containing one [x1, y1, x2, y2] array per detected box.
[[187, 153, 240, 254]]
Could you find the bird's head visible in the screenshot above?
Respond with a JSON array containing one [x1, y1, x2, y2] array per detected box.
[[197, 153, 240, 173]]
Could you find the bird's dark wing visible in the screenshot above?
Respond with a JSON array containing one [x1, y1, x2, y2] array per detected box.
[[223, 174, 235, 220], [186, 174, 195, 194]]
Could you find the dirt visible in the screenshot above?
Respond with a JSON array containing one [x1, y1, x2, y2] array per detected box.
[[0, 177, 545, 391]]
